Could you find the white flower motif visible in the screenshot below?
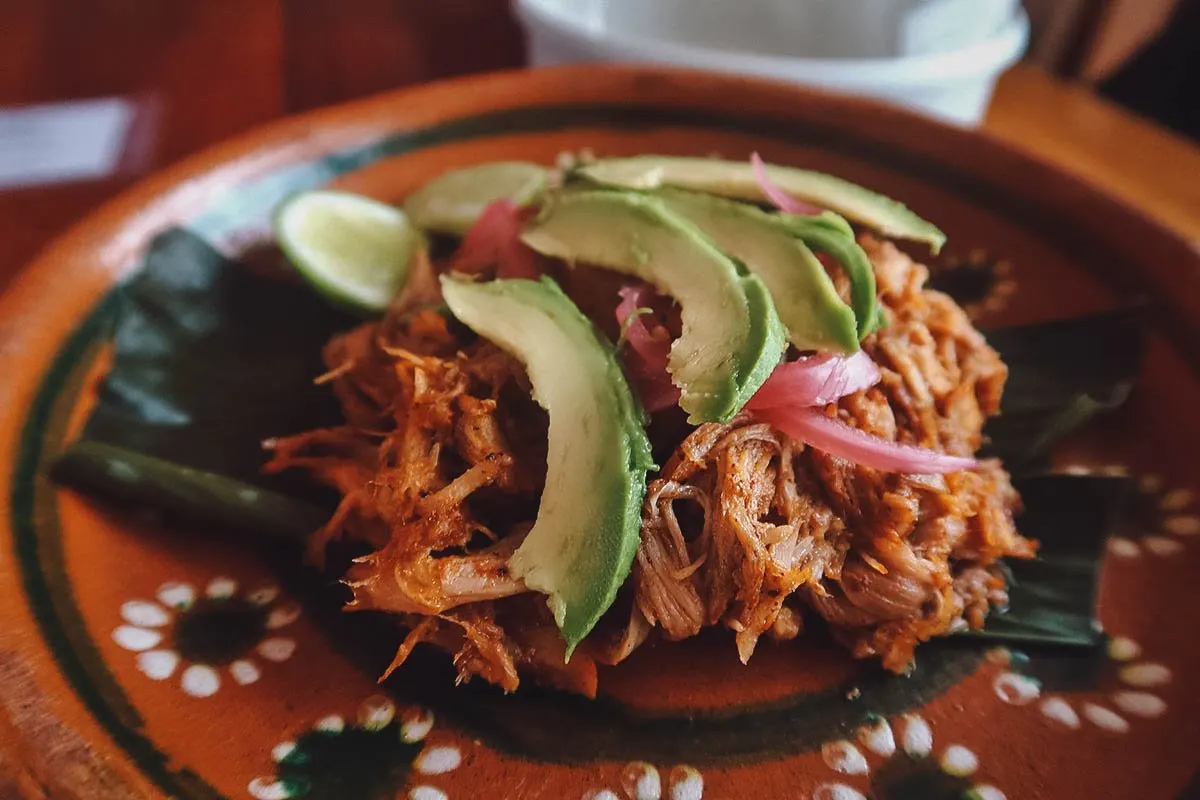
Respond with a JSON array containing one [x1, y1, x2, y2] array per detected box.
[[822, 740, 869, 775], [401, 708, 436, 743], [970, 787, 1008, 800], [247, 779, 290, 800], [181, 664, 221, 698], [112, 576, 300, 698], [258, 638, 298, 662], [622, 762, 662, 800], [315, 714, 345, 733], [940, 744, 979, 776], [989, 637, 1173, 735], [359, 694, 397, 731], [587, 761, 705, 800], [1107, 636, 1141, 661], [414, 746, 462, 776], [813, 786, 866, 800], [409, 788, 449, 800], [1111, 691, 1167, 718], [667, 767, 704, 800], [1082, 703, 1130, 733], [1065, 468, 1200, 559], [815, 713, 1007, 800], [248, 696, 453, 800], [993, 672, 1040, 706], [1038, 697, 1081, 730], [856, 718, 896, 757], [230, 659, 262, 685], [271, 742, 297, 762], [899, 713, 933, 757], [1118, 662, 1171, 687]]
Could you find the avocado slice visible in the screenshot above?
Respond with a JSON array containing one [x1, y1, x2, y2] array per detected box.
[[656, 189, 859, 354], [520, 190, 786, 423], [404, 161, 549, 235], [577, 155, 945, 253], [440, 275, 654, 654], [803, 210, 856, 239], [781, 216, 882, 339]]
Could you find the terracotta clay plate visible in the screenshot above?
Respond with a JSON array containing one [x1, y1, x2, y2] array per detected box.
[[2, 66, 1199, 800]]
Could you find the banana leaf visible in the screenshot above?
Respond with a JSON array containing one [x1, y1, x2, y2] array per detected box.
[[51, 227, 355, 539], [965, 473, 1128, 646], [983, 307, 1144, 470], [51, 226, 1141, 646]]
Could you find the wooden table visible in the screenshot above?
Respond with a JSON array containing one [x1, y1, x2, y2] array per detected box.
[[985, 67, 1200, 244], [1, 0, 1198, 296]]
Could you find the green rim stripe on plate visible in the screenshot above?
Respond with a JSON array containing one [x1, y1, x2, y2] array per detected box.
[[12, 296, 227, 799]]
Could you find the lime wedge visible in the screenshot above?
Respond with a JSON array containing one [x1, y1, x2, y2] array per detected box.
[[404, 161, 548, 235], [275, 190, 423, 313]]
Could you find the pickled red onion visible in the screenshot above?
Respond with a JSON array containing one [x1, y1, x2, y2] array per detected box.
[[615, 285, 680, 412], [750, 152, 823, 216], [756, 406, 977, 474], [747, 351, 880, 410], [452, 200, 540, 279]]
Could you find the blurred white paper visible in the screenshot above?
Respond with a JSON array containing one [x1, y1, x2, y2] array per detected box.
[[0, 97, 135, 189]]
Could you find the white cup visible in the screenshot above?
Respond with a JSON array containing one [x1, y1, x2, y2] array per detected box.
[[515, 0, 1030, 126]]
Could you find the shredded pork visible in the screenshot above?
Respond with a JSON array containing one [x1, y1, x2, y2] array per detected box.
[[266, 234, 1035, 694]]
